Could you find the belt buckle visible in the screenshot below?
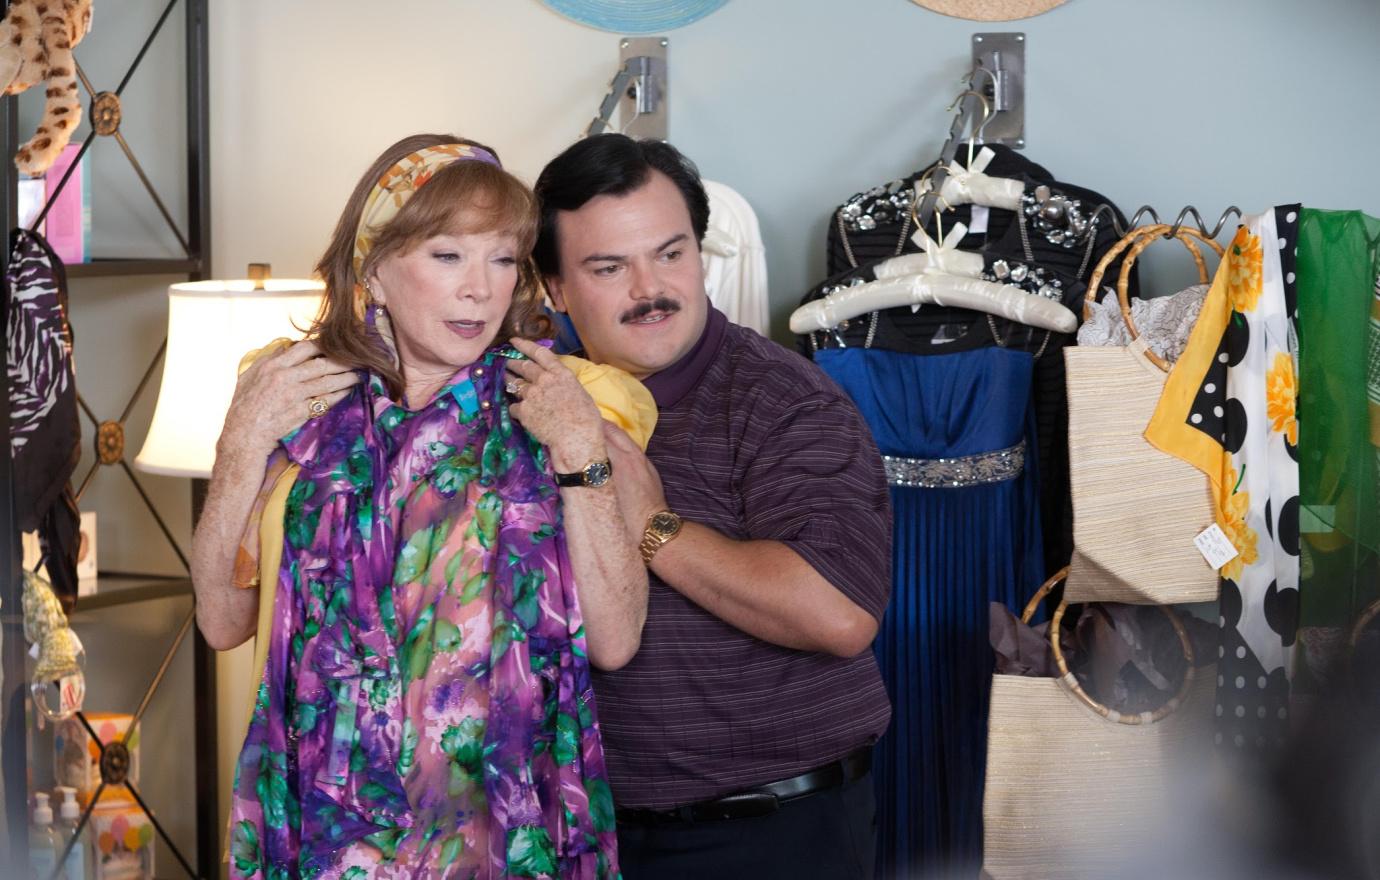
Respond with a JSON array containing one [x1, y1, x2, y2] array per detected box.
[[694, 791, 779, 821]]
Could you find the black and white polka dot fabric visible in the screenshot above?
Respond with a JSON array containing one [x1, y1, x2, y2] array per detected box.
[[1146, 207, 1302, 753], [1214, 206, 1301, 751]]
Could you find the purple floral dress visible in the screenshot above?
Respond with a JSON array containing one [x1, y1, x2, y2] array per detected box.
[[229, 347, 619, 879]]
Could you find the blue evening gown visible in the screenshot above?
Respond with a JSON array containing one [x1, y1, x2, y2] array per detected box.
[[816, 344, 1046, 878]]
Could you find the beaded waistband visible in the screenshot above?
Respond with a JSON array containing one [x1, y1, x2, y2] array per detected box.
[[882, 440, 1025, 489]]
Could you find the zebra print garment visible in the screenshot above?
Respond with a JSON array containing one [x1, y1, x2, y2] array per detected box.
[[8, 229, 74, 453], [6, 228, 80, 611]]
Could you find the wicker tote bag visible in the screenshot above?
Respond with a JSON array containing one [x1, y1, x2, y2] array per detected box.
[[982, 568, 1215, 880], [1064, 225, 1223, 604]]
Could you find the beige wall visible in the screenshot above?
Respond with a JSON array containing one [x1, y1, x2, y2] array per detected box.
[[211, 1, 616, 282]]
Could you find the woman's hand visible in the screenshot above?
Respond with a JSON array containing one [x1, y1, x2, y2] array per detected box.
[[504, 337, 606, 473], [506, 339, 645, 669], [193, 340, 358, 650], [219, 340, 360, 462]]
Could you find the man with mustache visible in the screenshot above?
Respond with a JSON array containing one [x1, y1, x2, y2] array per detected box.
[[534, 134, 892, 879]]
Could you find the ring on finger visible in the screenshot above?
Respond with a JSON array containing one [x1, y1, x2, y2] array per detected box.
[[505, 379, 524, 397], [307, 397, 329, 419]]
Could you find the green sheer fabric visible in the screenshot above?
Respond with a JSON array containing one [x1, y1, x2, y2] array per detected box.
[[1295, 209, 1380, 648]]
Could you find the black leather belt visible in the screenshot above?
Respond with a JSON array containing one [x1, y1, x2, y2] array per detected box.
[[615, 746, 872, 826]]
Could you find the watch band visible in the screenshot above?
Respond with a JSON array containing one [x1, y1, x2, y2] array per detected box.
[[554, 459, 612, 488], [638, 532, 662, 566], [639, 510, 683, 565]]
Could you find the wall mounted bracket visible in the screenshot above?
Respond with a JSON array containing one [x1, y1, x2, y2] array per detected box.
[[586, 36, 669, 140], [971, 32, 1025, 148]]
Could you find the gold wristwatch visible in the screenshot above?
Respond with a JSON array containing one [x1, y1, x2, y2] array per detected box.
[[639, 510, 683, 565]]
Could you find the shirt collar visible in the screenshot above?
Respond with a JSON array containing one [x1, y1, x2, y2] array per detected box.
[[642, 303, 726, 410]]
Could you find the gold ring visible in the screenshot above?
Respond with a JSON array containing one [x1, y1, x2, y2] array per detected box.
[[307, 397, 329, 419]]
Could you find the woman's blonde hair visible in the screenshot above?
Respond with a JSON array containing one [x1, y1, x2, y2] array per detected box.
[[311, 133, 551, 396]]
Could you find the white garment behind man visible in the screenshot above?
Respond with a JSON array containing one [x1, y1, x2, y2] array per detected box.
[[701, 180, 769, 336]]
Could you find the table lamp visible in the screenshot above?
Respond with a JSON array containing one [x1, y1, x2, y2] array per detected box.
[[133, 268, 325, 479]]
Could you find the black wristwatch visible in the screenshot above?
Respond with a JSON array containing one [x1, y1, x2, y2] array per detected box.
[[554, 459, 613, 488]]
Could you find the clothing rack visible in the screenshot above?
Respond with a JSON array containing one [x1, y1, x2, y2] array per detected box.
[[919, 51, 1243, 248], [584, 38, 668, 141], [585, 61, 636, 136], [911, 75, 989, 233], [1084, 203, 1243, 241]]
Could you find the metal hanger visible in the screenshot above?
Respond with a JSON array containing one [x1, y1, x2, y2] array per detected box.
[[946, 88, 991, 169]]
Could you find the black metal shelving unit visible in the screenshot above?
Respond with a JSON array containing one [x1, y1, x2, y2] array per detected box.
[[1, 1, 216, 877]]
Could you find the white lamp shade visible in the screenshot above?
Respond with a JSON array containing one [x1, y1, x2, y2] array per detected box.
[[134, 279, 326, 478]]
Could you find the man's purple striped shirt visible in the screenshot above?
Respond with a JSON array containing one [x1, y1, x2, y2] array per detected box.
[[590, 306, 893, 810]]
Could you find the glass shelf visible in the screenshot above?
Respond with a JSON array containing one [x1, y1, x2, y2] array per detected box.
[[69, 573, 193, 615], [65, 258, 201, 278]]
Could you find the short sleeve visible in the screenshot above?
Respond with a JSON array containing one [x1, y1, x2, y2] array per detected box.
[[231, 449, 294, 590], [739, 392, 892, 620], [229, 337, 299, 590]]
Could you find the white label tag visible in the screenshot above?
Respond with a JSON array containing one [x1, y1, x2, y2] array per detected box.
[[1195, 523, 1240, 571], [970, 205, 990, 234]]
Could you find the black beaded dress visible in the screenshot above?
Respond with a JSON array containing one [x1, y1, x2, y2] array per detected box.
[[799, 146, 1133, 876]]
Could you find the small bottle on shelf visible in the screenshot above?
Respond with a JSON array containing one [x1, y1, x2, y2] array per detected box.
[[55, 786, 91, 880], [29, 791, 59, 880]]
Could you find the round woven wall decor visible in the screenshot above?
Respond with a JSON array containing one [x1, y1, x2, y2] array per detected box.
[[909, 0, 1067, 21], [539, 0, 729, 34]]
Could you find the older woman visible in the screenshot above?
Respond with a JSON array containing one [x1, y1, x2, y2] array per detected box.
[[191, 135, 647, 879]]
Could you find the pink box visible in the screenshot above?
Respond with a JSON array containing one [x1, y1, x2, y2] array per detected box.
[[44, 143, 90, 264]]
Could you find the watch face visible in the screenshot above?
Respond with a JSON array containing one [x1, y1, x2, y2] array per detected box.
[[650, 511, 681, 536], [584, 460, 612, 487]]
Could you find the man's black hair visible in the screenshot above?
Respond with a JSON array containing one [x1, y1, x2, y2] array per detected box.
[[533, 134, 710, 276]]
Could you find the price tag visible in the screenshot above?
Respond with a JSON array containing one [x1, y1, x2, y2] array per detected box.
[[58, 673, 85, 714], [970, 205, 990, 235], [1195, 523, 1240, 571]]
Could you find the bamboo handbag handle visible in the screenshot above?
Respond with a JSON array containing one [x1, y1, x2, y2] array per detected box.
[[1081, 225, 1223, 370], [1082, 226, 1195, 321], [1021, 567, 1197, 725], [1349, 597, 1380, 650], [1114, 227, 1226, 372]]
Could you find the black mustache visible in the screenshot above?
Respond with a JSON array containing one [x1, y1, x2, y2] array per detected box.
[[620, 297, 681, 324]]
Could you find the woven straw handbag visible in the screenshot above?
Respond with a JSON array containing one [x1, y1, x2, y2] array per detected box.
[[1064, 225, 1223, 604], [982, 568, 1215, 879]]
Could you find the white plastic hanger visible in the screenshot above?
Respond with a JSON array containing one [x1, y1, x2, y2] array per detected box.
[[789, 272, 1076, 335], [916, 145, 1024, 212], [876, 223, 985, 280], [789, 222, 1077, 335]]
